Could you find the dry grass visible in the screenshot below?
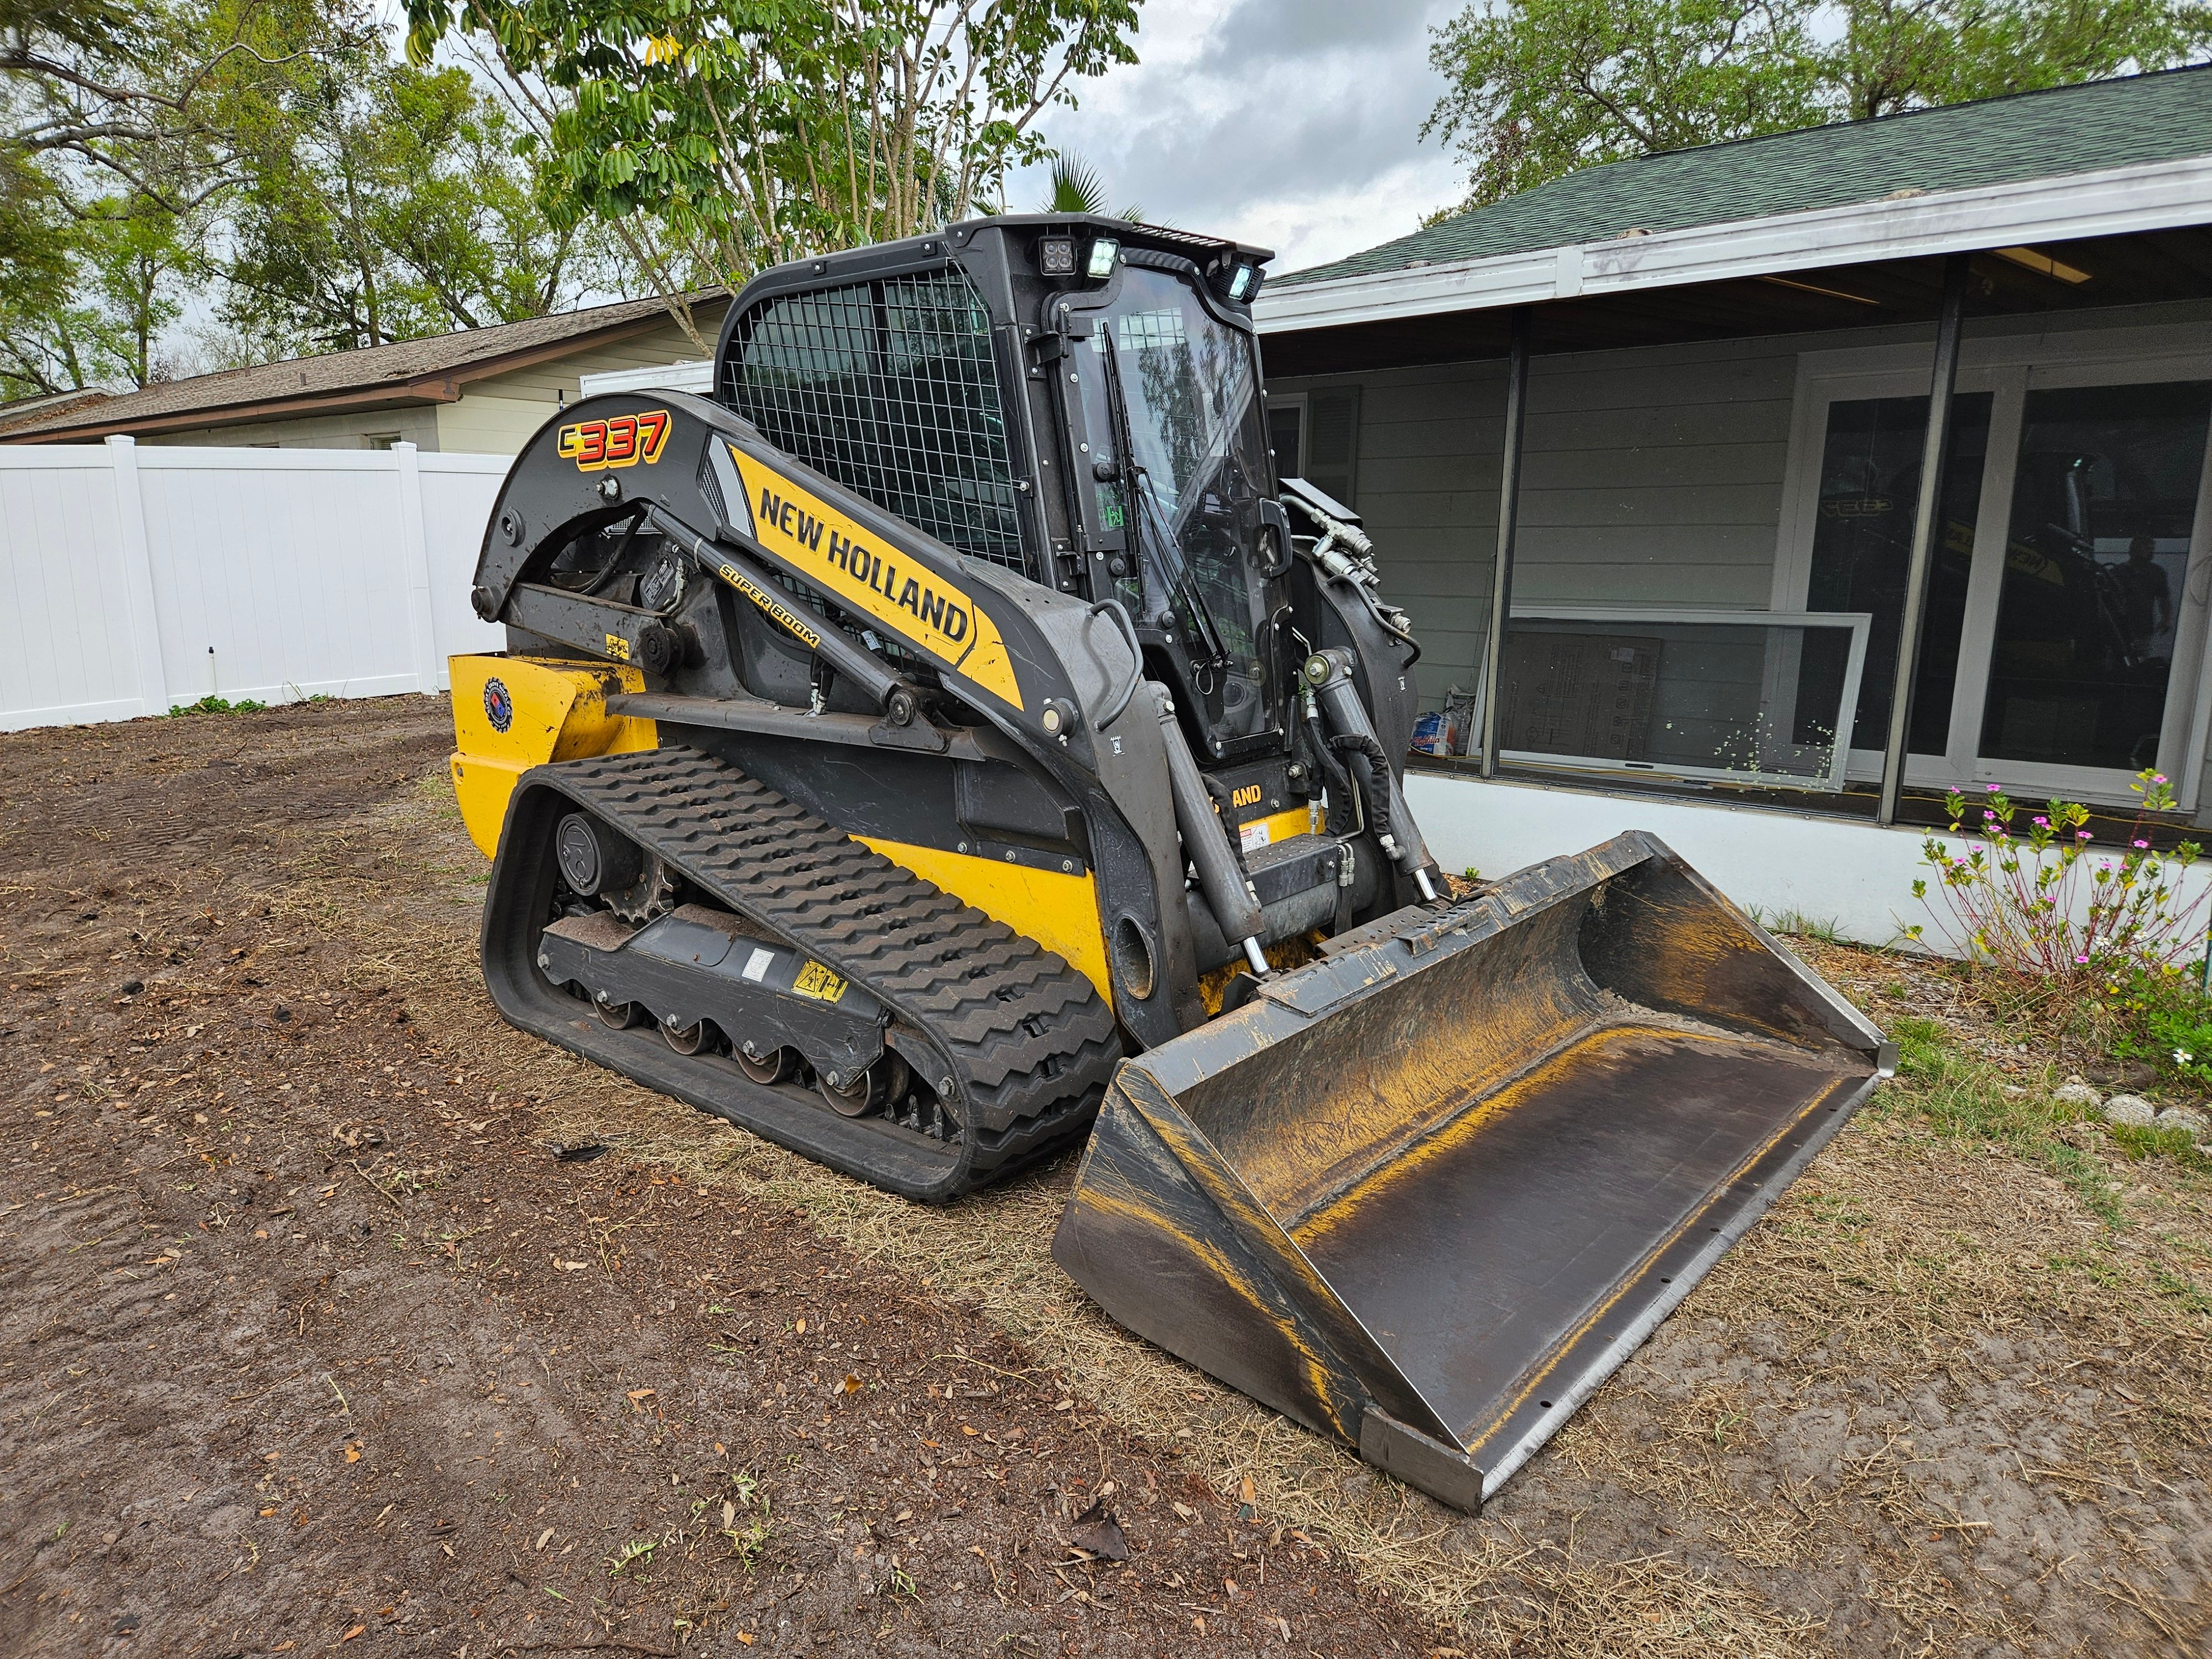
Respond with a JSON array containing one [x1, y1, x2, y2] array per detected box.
[[296, 768, 2212, 1656]]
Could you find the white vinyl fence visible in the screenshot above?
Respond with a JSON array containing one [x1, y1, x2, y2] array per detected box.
[[0, 436, 508, 731]]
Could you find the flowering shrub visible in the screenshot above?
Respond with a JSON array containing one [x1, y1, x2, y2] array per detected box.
[[1908, 768, 2208, 982]]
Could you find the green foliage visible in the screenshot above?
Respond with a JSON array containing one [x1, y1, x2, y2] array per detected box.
[[2104, 959, 2212, 1086], [1040, 152, 1141, 221], [168, 694, 267, 714], [400, 0, 1144, 285], [1, 0, 656, 397], [221, 48, 622, 356], [1424, 0, 2212, 210], [1907, 769, 2207, 987]]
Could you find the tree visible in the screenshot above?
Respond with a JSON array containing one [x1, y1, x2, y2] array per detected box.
[[1425, 0, 2212, 211], [401, 0, 1144, 288], [220, 49, 625, 356], [1037, 150, 1141, 220], [0, 0, 649, 395]]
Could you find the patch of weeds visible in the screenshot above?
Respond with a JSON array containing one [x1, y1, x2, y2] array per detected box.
[[2149, 1266, 2212, 1314], [1774, 910, 1846, 945], [719, 1476, 772, 1568], [607, 1537, 657, 1577], [168, 695, 268, 716], [1882, 1014, 2123, 1223], [2106, 1120, 2212, 1169], [883, 1564, 919, 1599], [2047, 1251, 2126, 1290]]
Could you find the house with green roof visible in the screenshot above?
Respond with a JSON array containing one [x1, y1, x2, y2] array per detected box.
[[1252, 65, 2212, 941]]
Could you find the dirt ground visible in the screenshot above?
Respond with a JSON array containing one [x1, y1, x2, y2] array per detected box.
[[3, 697, 2209, 1658]]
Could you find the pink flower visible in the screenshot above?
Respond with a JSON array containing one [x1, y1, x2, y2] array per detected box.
[[1986, 782, 2001, 792], [2075, 954, 2089, 964], [2076, 830, 2093, 840], [2154, 774, 2168, 784], [2134, 839, 2150, 849], [1983, 809, 1996, 819], [2033, 816, 2048, 827]]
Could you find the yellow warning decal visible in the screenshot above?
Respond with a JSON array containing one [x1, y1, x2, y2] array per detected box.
[[603, 633, 632, 661], [727, 447, 1024, 711], [792, 960, 847, 1003], [717, 560, 823, 648]]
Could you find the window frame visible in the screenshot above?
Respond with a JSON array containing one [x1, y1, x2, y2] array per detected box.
[[1479, 604, 1871, 790], [1772, 321, 2212, 807]]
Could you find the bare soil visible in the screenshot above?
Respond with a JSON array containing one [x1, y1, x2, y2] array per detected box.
[[4, 697, 2210, 1658], [0, 701, 1434, 1657]]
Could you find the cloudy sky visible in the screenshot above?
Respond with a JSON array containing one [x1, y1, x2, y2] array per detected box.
[[1008, 0, 1473, 275]]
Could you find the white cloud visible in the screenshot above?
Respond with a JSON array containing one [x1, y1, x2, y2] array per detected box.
[[1011, 0, 1470, 274]]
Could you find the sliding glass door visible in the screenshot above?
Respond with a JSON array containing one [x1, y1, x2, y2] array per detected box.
[[1799, 392, 1993, 759], [1978, 381, 2211, 772], [1780, 338, 2212, 806]]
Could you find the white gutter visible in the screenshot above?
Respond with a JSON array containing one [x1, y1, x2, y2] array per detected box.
[[579, 359, 716, 397], [1256, 153, 2212, 335]]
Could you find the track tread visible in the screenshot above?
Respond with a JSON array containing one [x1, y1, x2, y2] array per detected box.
[[536, 747, 1121, 1185]]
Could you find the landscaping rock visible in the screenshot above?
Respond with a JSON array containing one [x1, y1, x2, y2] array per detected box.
[[2053, 1081, 2103, 1109], [2101, 1094, 2159, 1128], [2153, 1106, 2208, 1137], [2089, 1061, 2160, 1093]]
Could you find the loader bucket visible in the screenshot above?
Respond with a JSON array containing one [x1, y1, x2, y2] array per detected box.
[[1052, 831, 1891, 1512]]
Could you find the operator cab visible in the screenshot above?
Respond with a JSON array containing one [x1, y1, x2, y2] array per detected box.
[[712, 215, 1285, 766]]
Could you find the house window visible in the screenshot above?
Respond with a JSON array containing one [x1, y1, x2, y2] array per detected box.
[[1778, 331, 2212, 805], [367, 432, 403, 450]]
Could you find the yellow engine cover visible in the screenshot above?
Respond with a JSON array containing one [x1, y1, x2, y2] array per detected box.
[[448, 655, 658, 857]]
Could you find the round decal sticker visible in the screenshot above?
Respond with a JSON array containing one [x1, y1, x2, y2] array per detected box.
[[483, 676, 514, 734]]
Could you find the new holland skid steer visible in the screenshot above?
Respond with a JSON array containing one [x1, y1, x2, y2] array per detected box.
[[447, 216, 1891, 1512]]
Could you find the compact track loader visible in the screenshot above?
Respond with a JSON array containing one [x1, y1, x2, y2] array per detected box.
[[448, 216, 1890, 1510]]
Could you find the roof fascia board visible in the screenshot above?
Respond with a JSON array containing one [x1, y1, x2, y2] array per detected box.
[[1257, 153, 2212, 335]]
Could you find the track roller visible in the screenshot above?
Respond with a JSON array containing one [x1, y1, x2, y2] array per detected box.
[[818, 1052, 910, 1118], [738, 1044, 799, 1085], [662, 1015, 716, 1055]]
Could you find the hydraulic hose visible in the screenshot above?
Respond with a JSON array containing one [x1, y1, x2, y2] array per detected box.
[[1303, 647, 1441, 902], [1302, 696, 1357, 816], [1329, 732, 1395, 846], [1086, 598, 1144, 730]]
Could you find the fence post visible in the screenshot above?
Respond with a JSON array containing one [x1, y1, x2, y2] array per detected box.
[[392, 442, 442, 696], [106, 435, 169, 716]]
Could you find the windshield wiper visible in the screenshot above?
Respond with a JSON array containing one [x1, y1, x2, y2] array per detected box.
[[1097, 327, 1229, 669]]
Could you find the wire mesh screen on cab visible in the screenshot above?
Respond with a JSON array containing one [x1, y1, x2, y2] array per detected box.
[[723, 269, 1030, 578]]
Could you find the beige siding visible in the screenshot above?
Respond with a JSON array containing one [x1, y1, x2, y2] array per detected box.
[[138, 405, 442, 451], [434, 393, 559, 457], [436, 307, 727, 456]]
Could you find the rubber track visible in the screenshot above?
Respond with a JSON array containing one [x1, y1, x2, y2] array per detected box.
[[545, 747, 1123, 1172]]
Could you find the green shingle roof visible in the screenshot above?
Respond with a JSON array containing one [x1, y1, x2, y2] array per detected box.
[[1279, 65, 2212, 287]]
